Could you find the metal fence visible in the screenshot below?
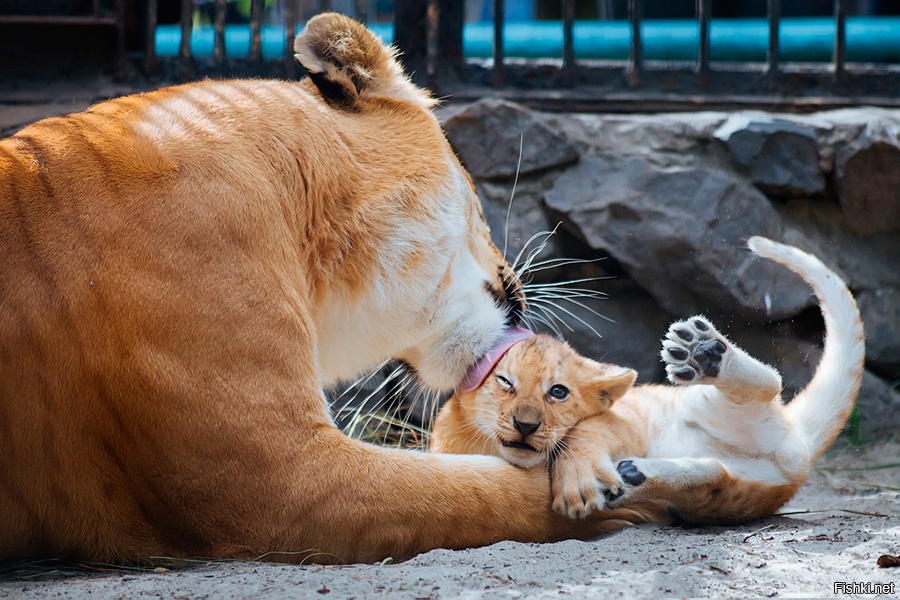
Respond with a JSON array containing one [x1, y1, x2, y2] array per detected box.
[[139, 0, 900, 111]]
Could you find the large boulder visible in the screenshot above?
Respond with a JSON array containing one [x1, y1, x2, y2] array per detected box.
[[856, 288, 900, 380], [544, 155, 813, 323], [714, 117, 826, 197], [440, 99, 579, 180], [835, 128, 900, 235]]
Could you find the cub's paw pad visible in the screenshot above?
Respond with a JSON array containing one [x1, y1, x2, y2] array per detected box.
[[617, 460, 646, 486], [661, 316, 728, 384]]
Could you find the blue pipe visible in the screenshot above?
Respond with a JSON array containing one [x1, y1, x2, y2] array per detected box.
[[155, 17, 900, 63]]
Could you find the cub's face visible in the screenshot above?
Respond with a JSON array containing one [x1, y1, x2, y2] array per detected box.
[[460, 335, 636, 469]]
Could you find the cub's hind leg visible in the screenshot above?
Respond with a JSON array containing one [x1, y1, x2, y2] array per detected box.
[[612, 458, 795, 525], [662, 316, 782, 404]]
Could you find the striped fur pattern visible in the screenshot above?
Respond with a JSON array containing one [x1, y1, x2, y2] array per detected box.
[[432, 238, 865, 525]]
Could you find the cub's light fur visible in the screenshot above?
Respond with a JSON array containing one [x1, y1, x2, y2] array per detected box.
[[432, 237, 865, 525], [0, 13, 654, 564]]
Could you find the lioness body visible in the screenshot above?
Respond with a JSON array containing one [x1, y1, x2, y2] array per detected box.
[[0, 15, 651, 564], [432, 238, 865, 525]]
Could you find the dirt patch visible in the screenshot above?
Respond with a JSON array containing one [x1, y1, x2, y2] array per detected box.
[[1, 441, 897, 599]]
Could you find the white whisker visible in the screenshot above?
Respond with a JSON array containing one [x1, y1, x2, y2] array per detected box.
[[502, 133, 525, 262]]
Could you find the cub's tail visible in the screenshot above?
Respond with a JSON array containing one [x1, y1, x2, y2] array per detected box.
[[293, 12, 435, 110], [748, 236, 865, 461]]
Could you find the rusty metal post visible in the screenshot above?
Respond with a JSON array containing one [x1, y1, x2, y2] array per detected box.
[[627, 0, 642, 88], [562, 0, 575, 74], [285, 0, 297, 77], [426, 0, 440, 91], [113, 0, 127, 80], [250, 0, 264, 64], [179, 0, 194, 75], [355, 0, 368, 24], [696, 0, 710, 78], [492, 0, 505, 87], [214, 0, 227, 67], [767, 0, 780, 74], [145, 0, 158, 76], [834, 0, 847, 83]]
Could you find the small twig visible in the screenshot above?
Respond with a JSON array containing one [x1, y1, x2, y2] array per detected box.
[[823, 462, 900, 472], [775, 508, 894, 518], [743, 524, 775, 543]]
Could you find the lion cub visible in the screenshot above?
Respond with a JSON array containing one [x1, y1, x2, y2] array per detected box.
[[431, 237, 865, 526], [431, 332, 637, 469]]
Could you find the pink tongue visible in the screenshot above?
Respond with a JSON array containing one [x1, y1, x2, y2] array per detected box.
[[459, 327, 534, 393]]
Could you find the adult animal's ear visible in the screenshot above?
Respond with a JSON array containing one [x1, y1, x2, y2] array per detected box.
[[293, 12, 433, 110]]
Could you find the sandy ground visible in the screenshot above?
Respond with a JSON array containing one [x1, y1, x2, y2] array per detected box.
[[1, 441, 897, 599]]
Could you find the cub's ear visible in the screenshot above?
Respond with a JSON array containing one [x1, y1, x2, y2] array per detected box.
[[293, 12, 434, 110], [584, 363, 637, 410]]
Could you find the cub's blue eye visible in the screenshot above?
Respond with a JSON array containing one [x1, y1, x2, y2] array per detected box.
[[548, 384, 569, 400], [496, 375, 513, 389]]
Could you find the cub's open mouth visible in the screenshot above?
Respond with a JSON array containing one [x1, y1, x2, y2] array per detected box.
[[500, 439, 539, 453], [460, 327, 534, 393]]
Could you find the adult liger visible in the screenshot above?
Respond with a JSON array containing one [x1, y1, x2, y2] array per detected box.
[[0, 14, 651, 564]]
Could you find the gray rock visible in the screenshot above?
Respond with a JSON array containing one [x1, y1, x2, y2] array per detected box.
[[546, 111, 725, 168], [777, 200, 900, 291], [441, 99, 579, 180], [544, 155, 814, 322], [733, 332, 900, 441], [476, 179, 563, 276], [856, 288, 900, 380], [835, 131, 900, 234], [715, 118, 825, 197]]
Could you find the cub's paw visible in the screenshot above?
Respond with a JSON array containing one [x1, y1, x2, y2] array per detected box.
[[616, 459, 646, 486], [661, 315, 728, 385], [606, 459, 648, 508], [551, 457, 624, 519]]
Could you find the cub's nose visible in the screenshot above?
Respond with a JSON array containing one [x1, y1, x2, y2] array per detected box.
[[512, 416, 541, 438]]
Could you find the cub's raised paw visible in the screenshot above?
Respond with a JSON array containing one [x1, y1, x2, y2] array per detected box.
[[551, 458, 624, 519], [661, 315, 728, 385]]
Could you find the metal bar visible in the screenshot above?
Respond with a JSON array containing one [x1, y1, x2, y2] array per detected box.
[[562, 0, 575, 71], [768, 0, 780, 74], [697, 0, 710, 76], [113, 0, 127, 79], [493, 0, 505, 87], [145, 0, 158, 75], [628, 0, 643, 88], [250, 0, 264, 63], [320, 0, 332, 12], [179, 0, 193, 62], [214, 0, 227, 66], [426, 0, 440, 91], [93, 0, 100, 18], [0, 15, 116, 25], [355, 0, 368, 24], [834, 0, 847, 81], [285, 0, 297, 76]]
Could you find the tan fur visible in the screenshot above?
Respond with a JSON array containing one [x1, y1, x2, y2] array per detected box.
[[431, 335, 637, 468], [0, 14, 649, 565], [432, 239, 865, 526]]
